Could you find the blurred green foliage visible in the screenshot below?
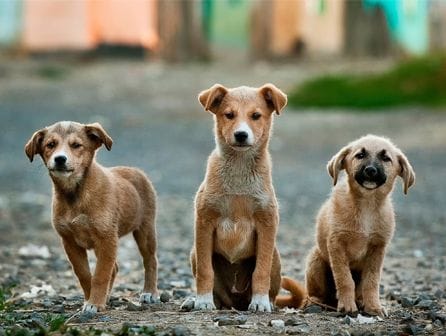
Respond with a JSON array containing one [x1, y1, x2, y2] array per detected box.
[[289, 54, 446, 109]]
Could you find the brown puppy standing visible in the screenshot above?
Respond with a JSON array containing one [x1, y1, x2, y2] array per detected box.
[[190, 84, 287, 312], [25, 121, 159, 314], [302, 135, 415, 316]]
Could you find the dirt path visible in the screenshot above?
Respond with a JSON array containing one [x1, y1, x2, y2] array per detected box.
[[0, 58, 445, 335]]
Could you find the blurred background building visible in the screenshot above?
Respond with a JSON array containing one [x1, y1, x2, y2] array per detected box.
[[0, 0, 445, 61]]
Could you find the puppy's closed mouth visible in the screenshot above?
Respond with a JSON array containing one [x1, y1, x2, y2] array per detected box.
[[361, 181, 378, 190], [49, 168, 74, 174], [231, 144, 252, 151]]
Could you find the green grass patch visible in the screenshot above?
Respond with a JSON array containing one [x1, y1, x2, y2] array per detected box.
[[288, 54, 446, 109], [35, 65, 69, 80]]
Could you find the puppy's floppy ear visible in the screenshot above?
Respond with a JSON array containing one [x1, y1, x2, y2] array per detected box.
[[397, 151, 415, 194], [25, 128, 47, 162], [198, 84, 228, 114], [327, 145, 351, 186], [85, 123, 113, 151], [259, 83, 287, 115]]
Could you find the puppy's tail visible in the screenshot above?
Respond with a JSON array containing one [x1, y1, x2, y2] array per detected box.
[[275, 276, 306, 309]]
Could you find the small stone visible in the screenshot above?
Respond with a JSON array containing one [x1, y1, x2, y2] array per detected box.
[[270, 319, 285, 329], [160, 292, 171, 303], [126, 301, 143, 311], [429, 311, 446, 323], [180, 297, 195, 312], [424, 324, 433, 332], [50, 305, 65, 313], [415, 299, 434, 309], [433, 319, 443, 327], [215, 315, 248, 326], [342, 316, 353, 325], [331, 331, 350, 336], [172, 326, 190, 336], [413, 250, 423, 258], [401, 324, 421, 335], [400, 296, 414, 308], [297, 323, 311, 334], [303, 304, 322, 314], [98, 315, 112, 322], [284, 317, 300, 326], [386, 290, 401, 301], [434, 289, 444, 299], [65, 311, 95, 324]]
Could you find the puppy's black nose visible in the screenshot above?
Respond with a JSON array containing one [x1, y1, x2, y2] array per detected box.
[[54, 155, 67, 166], [234, 131, 248, 143], [364, 165, 377, 177]]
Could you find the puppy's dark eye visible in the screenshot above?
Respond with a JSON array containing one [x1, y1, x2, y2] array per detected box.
[[252, 112, 261, 120], [71, 142, 82, 149], [224, 112, 234, 120], [382, 155, 391, 162], [46, 141, 56, 149], [355, 152, 365, 159]]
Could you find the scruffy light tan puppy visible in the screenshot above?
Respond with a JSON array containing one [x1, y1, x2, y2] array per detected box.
[[305, 135, 415, 316], [190, 84, 287, 312], [25, 121, 158, 314]]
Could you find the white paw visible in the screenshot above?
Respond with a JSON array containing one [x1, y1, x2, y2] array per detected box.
[[139, 292, 160, 304], [248, 294, 272, 312], [193, 293, 216, 311], [82, 302, 98, 315]]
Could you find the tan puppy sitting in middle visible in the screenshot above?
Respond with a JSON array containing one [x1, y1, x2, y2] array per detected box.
[[190, 84, 287, 312]]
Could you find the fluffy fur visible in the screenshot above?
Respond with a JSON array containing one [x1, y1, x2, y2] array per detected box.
[[25, 121, 159, 313], [304, 135, 415, 316], [190, 84, 287, 312]]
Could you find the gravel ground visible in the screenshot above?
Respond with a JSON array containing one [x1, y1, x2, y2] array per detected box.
[[0, 57, 445, 335]]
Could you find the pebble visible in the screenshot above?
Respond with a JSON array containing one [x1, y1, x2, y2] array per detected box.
[[433, 319, 443, 327], [303, 304, 323, 314], [179, 297, 195, 312], [400, 296, 414, 308], [65, 311, 95, 324], [126, 301, 143, 311], [434, 289, 444, 299], [160, 292, 171, 303], [286, 323, 310, 334], [284, 317, 301, 326], [270, 319, 285, 329], [424, 323, 433, 332], [172, 326, 190, 336], [214, 315, 248, 326], [331, 331, 350, 336], [415, 299, 434, 309], [401, 324, 422, 335]]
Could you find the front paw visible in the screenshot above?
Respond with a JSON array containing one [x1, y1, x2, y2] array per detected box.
[[82, 302, 104, 314], [337, 296, 358, 315], [139, 292, 160, 304], [248, 294, 272, 312], [364, 304, 387, 317], [194, 293, 216, 311]]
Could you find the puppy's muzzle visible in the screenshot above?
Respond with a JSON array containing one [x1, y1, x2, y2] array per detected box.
[[355, 164, 386, 190], [50, 155, 73, 174]]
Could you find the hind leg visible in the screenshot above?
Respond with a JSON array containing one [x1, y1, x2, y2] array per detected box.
[[133, 218, 159, 303], [305, 247, 331, 306]]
